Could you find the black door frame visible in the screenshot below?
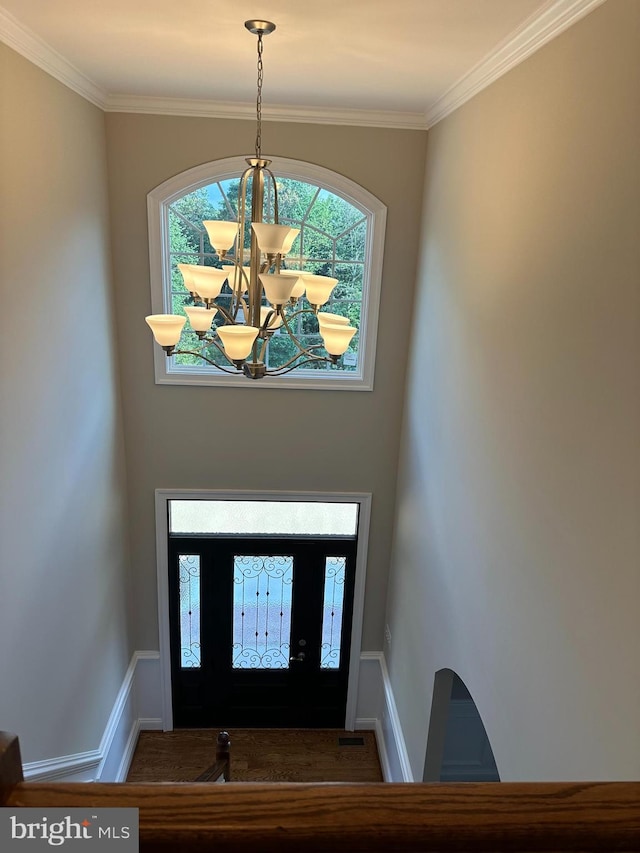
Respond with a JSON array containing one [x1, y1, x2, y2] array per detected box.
[[155, 490, 372, 731], [168, 535, 357, 727]]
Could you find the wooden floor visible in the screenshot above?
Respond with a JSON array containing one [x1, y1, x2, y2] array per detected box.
[[127, 729, 383, 783]]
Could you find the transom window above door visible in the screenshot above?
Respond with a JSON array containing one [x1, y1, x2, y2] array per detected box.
[[169, 499, 359, 536], [148, 157, 386, 391]]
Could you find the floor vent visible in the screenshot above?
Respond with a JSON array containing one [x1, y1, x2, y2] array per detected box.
[[338, 736, 365, 746]]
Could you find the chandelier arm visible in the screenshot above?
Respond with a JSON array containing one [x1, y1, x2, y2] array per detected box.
[[279, 311, 325, 360], [211, 303, 236, 326], [191, 334, 237, 367], [258, 337, 268, 362], [237, 168, 251, 259], [269, 346, 328, 371], [172, 348, 238, 373], [191, 335, 235, 364], [247, 165, 266, 361], [208, 334, 237, 365], [225, 167, 253, 318], [236, 163, 262, 352], [230, 272, 250, 319], [266, 352, 333, 376], [236, 166, 251, 273], [281, 307, 318, 324], [261, 307, 279, 330], [236, 169, 250, 252], [238, 295, 249, 321], [265, 168, 279, 225]]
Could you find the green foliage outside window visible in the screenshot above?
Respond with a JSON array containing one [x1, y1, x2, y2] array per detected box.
[[167, 178, 366, 373]]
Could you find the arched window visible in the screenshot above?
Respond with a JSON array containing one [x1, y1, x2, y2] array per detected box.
[[148, 156, 386, 390]]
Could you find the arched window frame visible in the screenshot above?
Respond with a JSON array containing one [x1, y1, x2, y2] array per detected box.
[[147, 156, 386, 391]]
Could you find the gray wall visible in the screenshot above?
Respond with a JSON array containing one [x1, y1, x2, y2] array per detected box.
[[0, 45, 133, 762], [386, 0, 640, 780], [105, 114, 427, 651]]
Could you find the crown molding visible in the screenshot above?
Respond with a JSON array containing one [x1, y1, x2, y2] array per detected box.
[[105, 94, 426, 130], [1, 0, 607, 130], [0, 5, 106, 107], [425, 0, 609, 128]]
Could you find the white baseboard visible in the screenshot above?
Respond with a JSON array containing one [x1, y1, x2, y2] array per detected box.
[[378, 653, 414, 781], [115, 719, 140, 784], [98, 651, 162, 782], [138, 717, 163, 730], [354, 717, 392, 782], [22, 750, 102, 783], [22, 651, 162, 783], [22, 649, 413, 783], [355, 652, 413, 782]]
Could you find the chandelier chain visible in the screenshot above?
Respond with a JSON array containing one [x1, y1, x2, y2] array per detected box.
[[255, 31, 264, 159]]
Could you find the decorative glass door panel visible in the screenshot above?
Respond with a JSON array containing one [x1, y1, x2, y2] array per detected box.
[[233, 555, 293, 669], [178, 554, 201, 669], [168, 536, 357, 727], [321, 556, 346, 670]]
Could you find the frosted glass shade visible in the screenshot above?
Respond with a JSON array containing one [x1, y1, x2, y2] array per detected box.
[[259, 273, 298, 306], [224, 265, 250, 295], [188, 266, 229, 300], [184, 306, 217, 333], [217, 324, 260, 360], [302, 274, 338, 307], [318, 312, 350, 327], [279, 268, 305, 298], [252, 223, 300, 255], [320, 322, 356, 356], [260, 306, 283, 329], [281, 228, 299, 254], [203, 220, 238, 253], [145, 314, 186, 346], [177, 263, 198, 293], [291, 279, 305, 298]]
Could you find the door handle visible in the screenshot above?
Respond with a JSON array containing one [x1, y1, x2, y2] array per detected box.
[[289, 651, 306, 662]]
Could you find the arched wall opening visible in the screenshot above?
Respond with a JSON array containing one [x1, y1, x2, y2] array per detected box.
[[423, 669, 500, 782]]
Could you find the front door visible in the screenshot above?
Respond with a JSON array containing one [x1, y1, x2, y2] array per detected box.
[[169, 535, 357, 727]]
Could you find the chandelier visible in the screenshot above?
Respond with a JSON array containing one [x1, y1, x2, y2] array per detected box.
[[145, 20, 357, 380]]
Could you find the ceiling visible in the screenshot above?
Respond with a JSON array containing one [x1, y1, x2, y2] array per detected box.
[[0, 0, 605, 127]]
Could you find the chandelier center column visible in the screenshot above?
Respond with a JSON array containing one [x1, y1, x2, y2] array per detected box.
[[248, 158, 267, 367]]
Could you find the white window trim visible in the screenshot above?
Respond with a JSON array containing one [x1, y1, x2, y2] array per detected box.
[[155, 489, 372, 731], [147, 155, 387, 391]]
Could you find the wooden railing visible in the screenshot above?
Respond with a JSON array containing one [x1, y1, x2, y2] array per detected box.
[[194, 730, 231, 782], [2, 732, 639, 851]]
